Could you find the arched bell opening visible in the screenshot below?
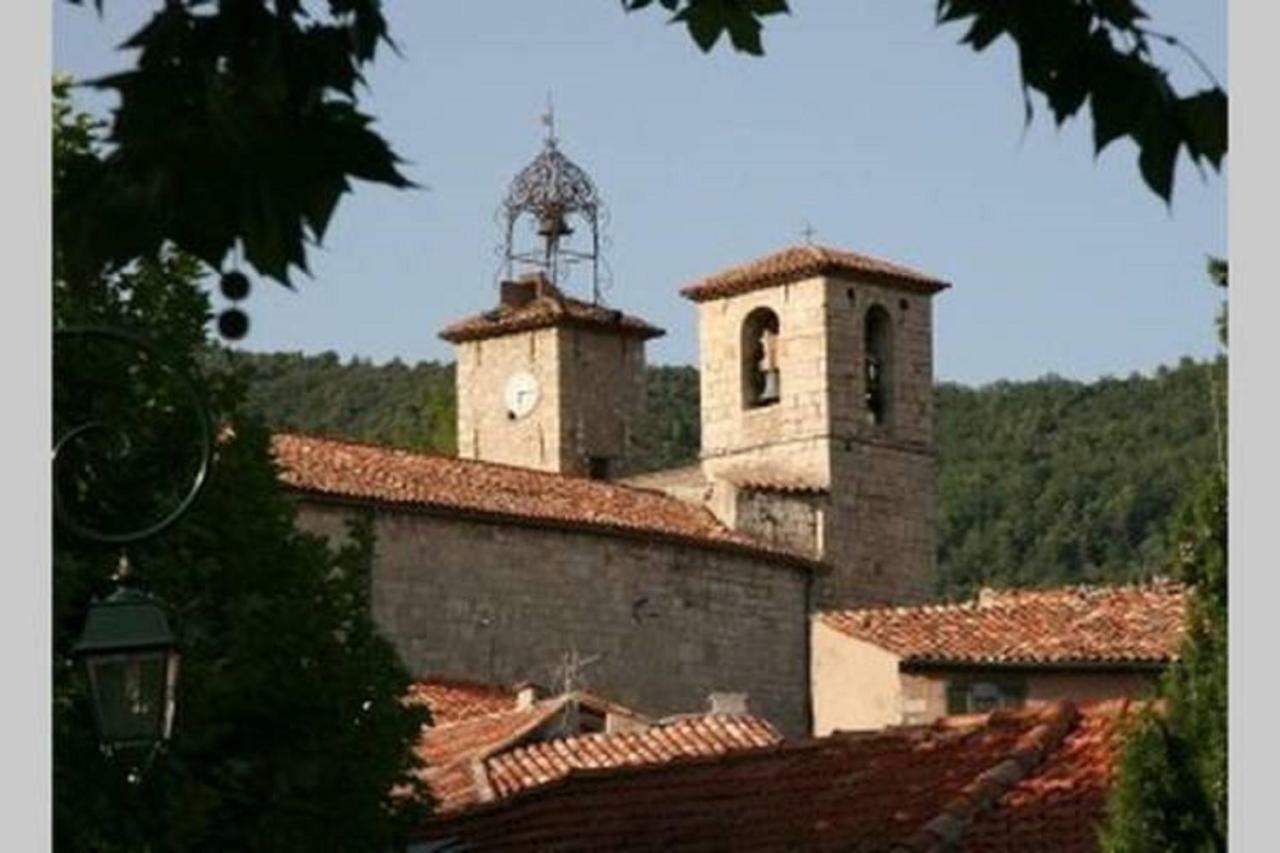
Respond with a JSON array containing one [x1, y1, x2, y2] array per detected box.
[[741, 307, 782, 410], [864, 304, 892, 425]]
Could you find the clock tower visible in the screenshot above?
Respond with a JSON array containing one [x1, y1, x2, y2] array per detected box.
[[439, 127, 663, 478]]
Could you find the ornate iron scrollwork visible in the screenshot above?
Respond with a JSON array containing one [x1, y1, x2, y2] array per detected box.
[[500, 128, 606, 302], [52, 325, 213, 545]]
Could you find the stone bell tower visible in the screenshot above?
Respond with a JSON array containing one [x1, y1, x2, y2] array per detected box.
[[681, 243, 950, 606], [440, 122, 663, 478]]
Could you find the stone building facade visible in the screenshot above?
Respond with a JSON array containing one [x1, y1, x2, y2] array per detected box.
[[445, 275, 661, 479], [297, 501, 812, 734], [271, 137, 960, 739], [276, 433, 820, 736], [663, 244, 949, 607]]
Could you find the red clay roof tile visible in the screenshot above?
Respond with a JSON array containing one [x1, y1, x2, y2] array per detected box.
[[414, 702, 1130, 851], [681, 243, 950, 303], [414, 685, 780, 815], [439, 276, 664, 343], [959, 701, 1135, 852], [820, 581, 1187, 667], [484, 713, 782, 805], [272, 433, 822, 570], [406, 676, 517, 726]]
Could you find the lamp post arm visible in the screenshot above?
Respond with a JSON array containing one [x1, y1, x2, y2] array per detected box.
[[52, 325, 214, 546]]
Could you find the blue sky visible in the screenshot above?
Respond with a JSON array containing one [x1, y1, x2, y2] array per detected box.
[[53, 1, 1226, 385]]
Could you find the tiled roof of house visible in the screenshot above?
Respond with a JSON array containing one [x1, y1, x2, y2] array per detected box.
[[413, 687, 780, 814], [271, 433, 821, 570], [819, 580, 1187, 667], [438, 276, 664, 343], [958, 701, 1129, 852], [414, 701, 1130, 851], [680, 243, 950, 302], [485, 713, 782, 803], [406, 676, 518, 726], [416, 691, 643, 813], [719, 464, 830, 495]]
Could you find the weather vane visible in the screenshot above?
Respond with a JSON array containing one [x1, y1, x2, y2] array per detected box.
[[800, 221, 818, 245]]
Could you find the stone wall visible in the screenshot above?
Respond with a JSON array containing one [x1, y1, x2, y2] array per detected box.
[[454, 325, 646, 477], [296, 499, 814, 736], [696, 277, 833, 485], [557, 327, 647, 476], [692, 273, 938, 609], [455, 328, 564, 472], [823, 278, 937, 606], [822, 441, 936, 606], [731, 488, 824, 560]]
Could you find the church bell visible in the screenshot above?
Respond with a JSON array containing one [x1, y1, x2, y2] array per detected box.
[[759, 369, 781, 404], [537, 209, 573, 240]]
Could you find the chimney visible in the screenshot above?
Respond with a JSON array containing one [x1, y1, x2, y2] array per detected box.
[[976, 587, 1002, 608], [500, 271, 557, 309], [514, 681, 546, 710], [707, 691, 749, 716], [500, 278, 538, 309]]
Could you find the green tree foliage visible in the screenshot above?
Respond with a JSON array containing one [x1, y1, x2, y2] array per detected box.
[[208, 351, 459, 454], [1100, 267, 1227, 853], [1100, 469, 1227, 852], [54, 84, 429, 852], [232, 350, 1218, 591], [620, 365, 702, 476], [624, 0, 1226, 203], [935, 361, 1221, 595], [58, 1, 410, 287]]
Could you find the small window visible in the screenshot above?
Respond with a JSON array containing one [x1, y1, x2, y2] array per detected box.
[[863, 305, 892, 425], [945, 677, 1027, 715], [742, 307, 781, 409], [587, 456, 611, 480]]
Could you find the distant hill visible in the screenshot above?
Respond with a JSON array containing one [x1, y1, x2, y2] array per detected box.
[[225, 349, 1222, 597]]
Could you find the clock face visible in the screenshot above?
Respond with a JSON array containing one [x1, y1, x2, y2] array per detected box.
[[504, 371, 540, 419]]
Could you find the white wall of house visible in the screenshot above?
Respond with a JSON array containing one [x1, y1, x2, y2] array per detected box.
[[810, 620, 903, 735]]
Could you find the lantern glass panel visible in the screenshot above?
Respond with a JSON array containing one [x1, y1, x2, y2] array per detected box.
[[85, 651, 168, 747]]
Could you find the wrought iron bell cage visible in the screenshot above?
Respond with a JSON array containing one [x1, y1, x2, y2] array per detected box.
[[500, 133, 605, 303]]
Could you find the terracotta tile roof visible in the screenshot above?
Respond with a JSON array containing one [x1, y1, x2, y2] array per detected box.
[[413, 685, 779, 814], [439, 275, 664, 343], [819, 580, 1187, 667], [406, 676, 517, 726], [681, 243, 951, 303], [414, 701, 1123, 851], [485, 713, 782, 802], [720, 465, 829, 495], [271, 433, 822, 570], [417, 704, 556, 766], [415, 693, 620, 813], [959, 701, 1133, 852]]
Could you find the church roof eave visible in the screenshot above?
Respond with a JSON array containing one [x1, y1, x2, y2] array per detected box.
[[681, 243, 951, 303], [272, 433, 824, 573]]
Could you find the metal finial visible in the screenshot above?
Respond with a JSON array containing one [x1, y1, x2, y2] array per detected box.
[[541, 92, 557, 148], [800, 221, 818, 245]]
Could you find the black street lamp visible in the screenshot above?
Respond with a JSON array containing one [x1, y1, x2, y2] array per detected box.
[[54, 325, 212, 761], [74, 586, 181, 752]]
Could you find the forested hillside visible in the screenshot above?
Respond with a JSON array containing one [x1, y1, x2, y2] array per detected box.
[[226, 349, 1222, 597]]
